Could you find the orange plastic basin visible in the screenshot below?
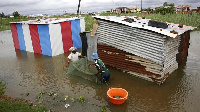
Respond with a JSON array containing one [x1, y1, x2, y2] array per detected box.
[[107, 88, 128, 105]]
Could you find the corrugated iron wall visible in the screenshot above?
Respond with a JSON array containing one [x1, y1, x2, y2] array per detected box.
[[176, 31, 190, 64], [95, 18, 189, 83], [98, 44, 161, 76], [10, 18, 84, 57], [96, 19, 166, 65], [10, 23, 20, 49], [97, 44, 173, 83]]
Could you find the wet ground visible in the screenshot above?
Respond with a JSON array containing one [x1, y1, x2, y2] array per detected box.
[[0, 30, 200, 112]]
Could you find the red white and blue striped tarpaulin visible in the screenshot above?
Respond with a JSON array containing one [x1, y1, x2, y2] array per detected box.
[[10, 17, 85, 57]]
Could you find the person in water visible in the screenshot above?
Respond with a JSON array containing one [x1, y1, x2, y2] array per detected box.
[[67, 47, 84, 64], [89, 53, 110, 82]]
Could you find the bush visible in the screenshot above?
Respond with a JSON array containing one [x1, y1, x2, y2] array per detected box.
[[0, 81, 6, 95]]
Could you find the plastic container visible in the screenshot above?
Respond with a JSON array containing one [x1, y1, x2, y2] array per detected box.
[[107, 88, 128, 105]]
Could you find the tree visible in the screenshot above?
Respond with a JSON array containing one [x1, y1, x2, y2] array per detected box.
[[163, 2, 175, 8], [0, 12, 5, 18], [143, 7, 151, 13], [13, 11, 20, 17], [163, 2, 168, 7], [155, 2, 175, 15]]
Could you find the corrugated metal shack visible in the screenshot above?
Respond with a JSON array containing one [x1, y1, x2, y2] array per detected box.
[[10, 17, 85, 57], [93, 16, 196, 84]]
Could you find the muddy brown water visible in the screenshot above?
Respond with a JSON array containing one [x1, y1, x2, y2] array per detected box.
[[0, 30, 200, 112]]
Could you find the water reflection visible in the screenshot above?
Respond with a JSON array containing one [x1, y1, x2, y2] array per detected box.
[[1, 31, 200, 112], [15, 49, 27, 59]]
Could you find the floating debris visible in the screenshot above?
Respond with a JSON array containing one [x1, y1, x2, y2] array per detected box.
[[37, 91, 45, 99], [65, 95, 69, 99], [70, 97, 76, 102], [78, 96, 86, 103], [101, 106, 107, 112], [65, 104, 70, 108], [48, 91, 54, 96]]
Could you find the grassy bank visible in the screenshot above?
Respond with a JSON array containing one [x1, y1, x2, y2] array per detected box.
[[100, 12, 200, 31], [0, 16, 31, 31], [0, 81, 46, 112], [1, 13, 199, 32]]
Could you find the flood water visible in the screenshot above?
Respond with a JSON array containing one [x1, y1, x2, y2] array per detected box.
[[0, 30, 200, 112]]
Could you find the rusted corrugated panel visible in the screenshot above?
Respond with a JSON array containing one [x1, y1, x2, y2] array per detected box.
[[95, 16, 192, 83], [98, 44, 162, 79], [176, 31, 190, 65], [96, 20, 181, 84]]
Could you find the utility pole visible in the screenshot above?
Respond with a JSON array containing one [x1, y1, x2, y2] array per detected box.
[[77, 0, 81, 15], [141, 0, 142, 13]]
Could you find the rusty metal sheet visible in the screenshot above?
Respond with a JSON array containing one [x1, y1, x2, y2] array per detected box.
[[95, 17, 191, 84], [98, 44, 162, 78]]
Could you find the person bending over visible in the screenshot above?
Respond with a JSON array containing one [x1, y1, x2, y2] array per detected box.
[[89, 53, 110, 82]]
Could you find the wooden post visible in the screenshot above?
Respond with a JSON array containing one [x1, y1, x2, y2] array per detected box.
[[77, 0, 81, 15]]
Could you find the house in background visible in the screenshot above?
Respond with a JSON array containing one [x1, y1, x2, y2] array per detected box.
[[197, 7, 200, 13], [191, 9, 198, 13], [129, 8, 140, 13], [111, 9, 116, 13], [115, 7, 129, 13], [176, 5, 191, 13]]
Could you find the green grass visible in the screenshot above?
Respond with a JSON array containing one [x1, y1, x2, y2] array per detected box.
[[100, 12, 200, 31], [0, 81, 6, 95], [0, 81, 46, 112], [1, 13, 199, 32], [0, 17, 32, 31], [0, 100, 46, 112]]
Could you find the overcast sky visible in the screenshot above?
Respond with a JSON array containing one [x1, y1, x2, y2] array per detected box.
[[0, 0, 199, 15]]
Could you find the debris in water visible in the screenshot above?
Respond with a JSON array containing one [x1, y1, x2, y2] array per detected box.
[[37, 91, 45, 99], [70, 97, 76, 102], [101, 106, 107, 112], [113, 96, 123, 99], [38, 101, 42, 104], [65, 104, 70, 108], [48, 91, 54, 96], [54, 93, 58, 97], [78, 96, 85, 103], [26, 92, 29, 96], [65, 95, 69, 99]]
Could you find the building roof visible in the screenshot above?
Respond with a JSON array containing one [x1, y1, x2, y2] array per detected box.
[[93, 16, 196, 38], [176, 5, 191, 8], [10, 17, 84, 25]]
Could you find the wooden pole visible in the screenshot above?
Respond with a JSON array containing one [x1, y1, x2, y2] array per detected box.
[[141, 0, 142, 13], [77, 0, 81, 15]]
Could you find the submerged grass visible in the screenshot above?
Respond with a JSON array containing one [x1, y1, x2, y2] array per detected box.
[[0, 100, 46, 112], [0, 80, 46, 112]]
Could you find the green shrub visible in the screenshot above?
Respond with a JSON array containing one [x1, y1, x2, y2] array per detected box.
[[0, 81, 6, 95]]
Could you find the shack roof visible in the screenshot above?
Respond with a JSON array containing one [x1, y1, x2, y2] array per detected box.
[[10, 17, 84, 25], [93, 16, 196, 38]]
